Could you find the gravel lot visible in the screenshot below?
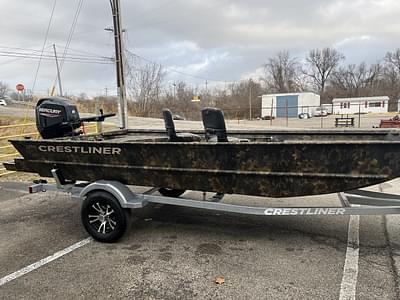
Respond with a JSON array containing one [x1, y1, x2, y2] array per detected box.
[[1, 104, 399, 130]]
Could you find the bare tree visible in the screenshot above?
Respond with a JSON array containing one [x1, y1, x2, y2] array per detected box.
[[168, 81, 196, 115], [385, 49, 400, 73], [382, 49, 400, 110], [215, 80, 263, 119], [126, 60, 165, 116], [330, 62, 382, 97], [0, 81, 9, 98], [263, 51, 302, 93], [305, 47, 344, 93]]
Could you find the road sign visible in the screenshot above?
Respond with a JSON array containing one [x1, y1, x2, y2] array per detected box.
[[16, 83, 25, 92], [191, 95, 200, 102]]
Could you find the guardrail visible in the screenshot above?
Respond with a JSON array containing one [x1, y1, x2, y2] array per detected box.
[[0, 123, 36, 177], [0, 122, 98, 178]]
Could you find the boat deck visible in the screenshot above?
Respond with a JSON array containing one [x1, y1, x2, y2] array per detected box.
[[79, 128, 400, 143]]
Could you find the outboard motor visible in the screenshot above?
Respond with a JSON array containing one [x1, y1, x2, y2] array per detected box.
[[36, 97, 115, 139]]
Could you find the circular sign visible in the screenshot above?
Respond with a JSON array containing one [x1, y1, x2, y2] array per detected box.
[[16, 83, 24, 92]]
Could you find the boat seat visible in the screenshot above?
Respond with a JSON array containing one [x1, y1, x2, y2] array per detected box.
[[201, 107, 248, 142], [162, 109, 201, 142]]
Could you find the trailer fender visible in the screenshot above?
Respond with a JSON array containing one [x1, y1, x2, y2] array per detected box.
[[78, 181, 145, 209]]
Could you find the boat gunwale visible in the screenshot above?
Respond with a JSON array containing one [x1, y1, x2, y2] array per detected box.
[[9, 138, 400, 146]]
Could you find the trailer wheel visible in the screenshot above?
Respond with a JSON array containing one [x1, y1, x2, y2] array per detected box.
[[81, 191, 130, 243], [158, 188, 186, 197]]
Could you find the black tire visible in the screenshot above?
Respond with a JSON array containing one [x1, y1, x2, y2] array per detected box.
[[158, 188, 186, 197], [81, 191, 131, 243]]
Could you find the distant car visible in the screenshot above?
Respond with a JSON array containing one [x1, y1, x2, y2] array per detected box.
[[298, 113, 311, 119], [0, 99, 7, 106], [261, 116, 275, 120], [313, 107, 328, 117], [173, 114, 185, 120]]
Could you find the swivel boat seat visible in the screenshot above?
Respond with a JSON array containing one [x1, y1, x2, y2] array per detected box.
[[201, 107, 248, 142], [162, 109, 201, 142]]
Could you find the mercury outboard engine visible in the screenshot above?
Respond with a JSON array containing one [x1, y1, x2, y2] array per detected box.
[[36, 97, 115, 139]]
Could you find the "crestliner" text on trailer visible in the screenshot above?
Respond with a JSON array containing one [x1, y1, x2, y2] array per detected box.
[[264, 208, 346, 216]]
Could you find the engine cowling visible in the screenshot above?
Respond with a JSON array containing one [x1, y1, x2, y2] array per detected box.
[[36, 97, 81, 139]]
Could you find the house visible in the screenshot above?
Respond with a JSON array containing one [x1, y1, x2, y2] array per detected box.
[[332, 96, 389, 114], [261, 92, 320, 118]]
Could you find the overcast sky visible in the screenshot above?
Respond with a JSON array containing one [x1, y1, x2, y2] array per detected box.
[[0, 0, 399, 96]]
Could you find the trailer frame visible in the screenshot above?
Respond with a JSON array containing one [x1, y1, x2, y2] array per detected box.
[[28, 168, 400, 242]]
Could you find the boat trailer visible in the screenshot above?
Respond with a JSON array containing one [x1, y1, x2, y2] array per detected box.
[[28, 168, 400, 243]]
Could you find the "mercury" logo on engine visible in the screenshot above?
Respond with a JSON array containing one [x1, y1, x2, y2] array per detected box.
[[38, 145, 122, 155], [38, 108, 62, 114]]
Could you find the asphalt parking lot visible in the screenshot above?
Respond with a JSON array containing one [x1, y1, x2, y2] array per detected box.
[[2, 107, 400, 299], [1, 181, 400, 299]]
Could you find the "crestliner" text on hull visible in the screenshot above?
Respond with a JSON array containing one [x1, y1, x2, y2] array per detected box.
[[38, 145, 122, 155]]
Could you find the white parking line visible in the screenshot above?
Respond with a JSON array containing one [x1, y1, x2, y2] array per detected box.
[[0, 237, 92, 287], [339, 215, 360, 300]]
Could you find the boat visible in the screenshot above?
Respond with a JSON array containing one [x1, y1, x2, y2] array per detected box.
[[4, 97, 400, 198]]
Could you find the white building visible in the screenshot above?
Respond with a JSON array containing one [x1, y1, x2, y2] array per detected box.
[[332, 96, 389, 114], [261, 92, 320, 118]]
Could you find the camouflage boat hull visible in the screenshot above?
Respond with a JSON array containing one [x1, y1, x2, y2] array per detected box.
[[5, 130, 400, 198]]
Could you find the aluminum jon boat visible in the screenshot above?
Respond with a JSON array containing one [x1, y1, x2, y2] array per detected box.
[[4, 97, 400, 198]]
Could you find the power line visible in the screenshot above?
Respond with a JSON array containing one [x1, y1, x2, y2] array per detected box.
[[0, 45, 52, 66], [0, 52, 113, 64], [59, 0, 84, 70], [0, 45, 112, 65], [0, 50, 112, 63], [31, 0, 57, 94], [0, 48, 109, 61], [52, 0, 84, 93], [62, 46, 109, 59], [0, 45, 109, 61], [0, 45, 54, 53]]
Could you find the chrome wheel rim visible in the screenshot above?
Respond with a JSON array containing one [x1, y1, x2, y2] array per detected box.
[[88, 202, 117, 234]]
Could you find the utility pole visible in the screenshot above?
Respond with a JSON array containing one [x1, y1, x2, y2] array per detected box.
[[205, 80, 208, 104], [110, 0, 127, 129], [104, 86, 108, 97], [249, 79, 252, 120], [53, 44, 63, 96]]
